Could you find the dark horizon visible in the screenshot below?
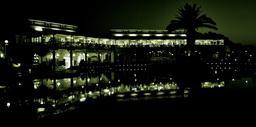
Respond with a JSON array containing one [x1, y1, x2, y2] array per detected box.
[[1, 0, 256, 45]]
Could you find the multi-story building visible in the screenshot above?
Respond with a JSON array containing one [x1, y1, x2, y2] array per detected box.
[[14, 19, 225, 74]]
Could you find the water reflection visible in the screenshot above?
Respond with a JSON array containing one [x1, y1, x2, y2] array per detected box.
[[0, 70, 234, 119], [32, 72, 190, 117]]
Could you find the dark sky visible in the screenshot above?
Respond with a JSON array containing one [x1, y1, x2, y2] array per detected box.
[[1, 0, 256, 45]]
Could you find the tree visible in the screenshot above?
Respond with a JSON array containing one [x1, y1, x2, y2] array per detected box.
[[167, 3, 218, 96], [166, 3, 218, 46]]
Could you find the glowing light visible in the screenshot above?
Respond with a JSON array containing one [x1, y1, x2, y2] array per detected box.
[[6, 102, 10, 108], [128, 34, 137, 37], [155, 34, 164, 37], [57, 82, 61, 87], [114, 34, 124, 37], [184, 90, 189, 94], [142, 34, 150, 37], [168, 34, 176, 37], [18, 83, 22, 86], [144, 93, 151, 96], [169, 91, 177, 94], [80, 97, 86, 102], [34, 26, 43, 31], [117, 94, 125, 98], [180, 34, 187, 37], [13, 63, 21, 68], [51, 28, 61, 31], [65, 30, 76, 32], [130, 93, 138, 97], [68, 95, 75, 100], [87, 78, 90, 82], [37, 107, 45, 112], [73, 80, 76, 84], [0, 53, 4, 58], [157, 91, 165, 95], [245, 80, 248, 84]]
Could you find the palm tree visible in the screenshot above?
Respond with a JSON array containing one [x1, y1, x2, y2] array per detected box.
[[166, 3, 218, 47]]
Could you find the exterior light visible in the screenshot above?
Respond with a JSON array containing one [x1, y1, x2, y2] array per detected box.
[[80, 97, 86, 102], [57, 82, 61, 86], [6, 102, 10, 108], [114, 34, 124, 37], [170, 91, 177, 94], [142, 34, 150, 37], [34, 85, 38, 89], [51, 28, 61, 31], [245, 80, 248, 84], [68, 95, 74, 100], [155, 34, 164, 37], [180, 34, 187, 37], [37, 107, 45, 112], [131, 93, 138, 97], [117, 94, 125, 98], [0, 53, 4, 58], [128, 34, 137, 37], [4, 40, 8, 45], [34, 26, 43, 32], [65, 30, 75, 32], [18, 83, 22, 86], [157, 91, 165, 95], [168, 34, 176, 37], [144, 93, 151, 96]]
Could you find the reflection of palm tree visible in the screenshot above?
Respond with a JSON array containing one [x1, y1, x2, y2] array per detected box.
[[166, 3, 217, 47]]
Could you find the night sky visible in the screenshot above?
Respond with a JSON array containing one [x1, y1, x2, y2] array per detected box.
[[1, 0, 256, 45]]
